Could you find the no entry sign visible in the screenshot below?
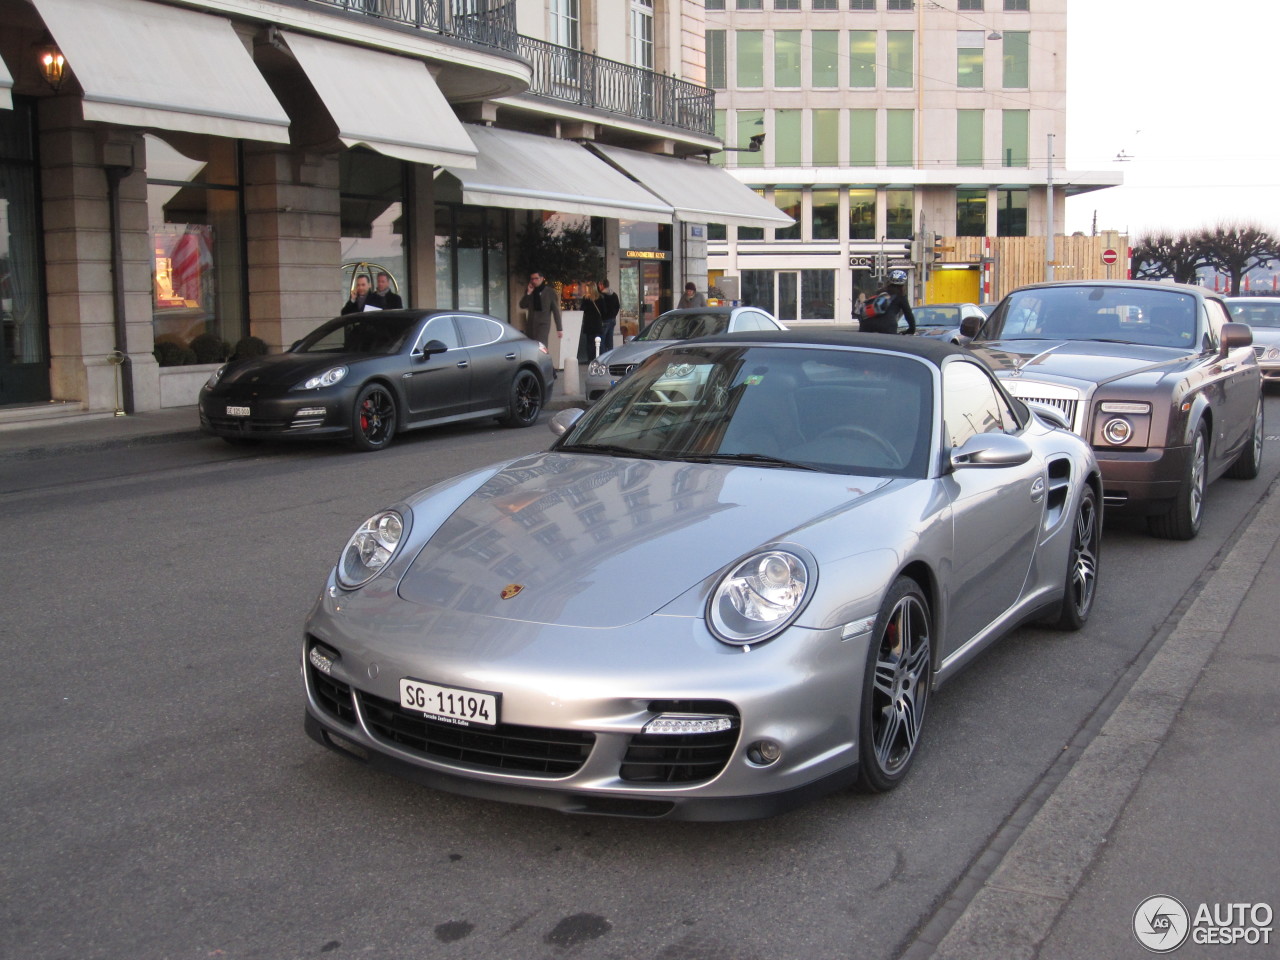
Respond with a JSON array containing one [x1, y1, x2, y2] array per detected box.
[[1101, 248, 1119, 265]]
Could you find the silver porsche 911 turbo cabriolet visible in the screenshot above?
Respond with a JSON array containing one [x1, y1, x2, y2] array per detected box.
[[303, 331, 1102, 820]]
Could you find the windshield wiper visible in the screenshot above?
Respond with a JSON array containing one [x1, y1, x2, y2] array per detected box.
[[682, 452, 823, 471], [557, 442, 664, 460]]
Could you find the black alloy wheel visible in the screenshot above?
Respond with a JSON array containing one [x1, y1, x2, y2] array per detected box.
[[1225, 397, 1264, 480], [1148, 423, 1207, 540], [350, 384, 397, 452], [500, 369, 543, 428], [1050, 484, 1100, 630], [857, 577, 932, 792]]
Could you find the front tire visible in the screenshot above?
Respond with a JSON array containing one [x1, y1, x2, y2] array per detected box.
[[856, 577, 932, 793], [350, 384, 397, 452], [499, 369, 543, 427], [1225, 396, 1263, 480], [1147, 422, 1207, 540], [1048, 484, 1100, 630]]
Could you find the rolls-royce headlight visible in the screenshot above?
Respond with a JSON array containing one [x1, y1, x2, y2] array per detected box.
[[709, 549, 811, 645], [337, 509, 405, 589], [299, 365, 348, 390], [1102, 417, 1133, 445], [588, 359, 608, 378], [1266, 346, 1280, 361]]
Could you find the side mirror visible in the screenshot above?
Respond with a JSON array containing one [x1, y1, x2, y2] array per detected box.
[[1220, 321, 1252, 355], [950, 432, 1034, 470], [549, 408, 585, 436], [418, 339, 449, 359], [959, 315, 983, 340]]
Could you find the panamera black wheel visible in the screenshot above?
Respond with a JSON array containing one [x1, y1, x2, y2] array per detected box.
[[857, 577, 932, 792], [350, 384, 397, 452], [1148, 422, 1207, 540], [500, 369, 543, 428], [1051, 484, 1100, 631]]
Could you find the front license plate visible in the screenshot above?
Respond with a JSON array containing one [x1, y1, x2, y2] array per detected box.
[[226, 405, 250, 417], [400, 678, 499, 728]]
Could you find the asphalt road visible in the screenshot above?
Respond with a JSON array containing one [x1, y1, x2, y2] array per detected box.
[[3, 399, 1278, 960]]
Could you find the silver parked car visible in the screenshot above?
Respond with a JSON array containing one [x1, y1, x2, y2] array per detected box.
[[585, 305, 784, 401], [907, 302, 987, 342], [304, 332, 1102, 820], [1226, 297, 1280, 387]]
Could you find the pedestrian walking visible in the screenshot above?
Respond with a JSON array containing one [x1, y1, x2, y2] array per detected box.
[[678, 282, 706, 309], [519, 271, 563, 346], [341, 275, 384, 314], [595, 278, 620, 353], [374, 272, 403, 309], [857, 269, 915, 335]]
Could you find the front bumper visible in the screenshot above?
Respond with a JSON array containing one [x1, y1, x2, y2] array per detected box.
[[1094, 442, 1190, 514], [199, 390, 350, 440]]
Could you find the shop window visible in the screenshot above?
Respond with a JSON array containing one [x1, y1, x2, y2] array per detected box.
[[849, 109, 875, 166], [886, 188, 914, 240], [887, 31, 914, 88], [957, 110, 984, 166], [1003, 31, 1029, 88], [435, 203, 508, 320], [775, 110, 802, 166], [773, 189, 802, 240], [956, 188, 988, 237], [849, 31, 876, 87], [812, 189, 839, 240], [801, 270, 835, 319], [997, 188, 1028, 236], [0, 100, 48, 403], [1002, 109, 1029, 166], [849, 188, 876, 240], [741, 270, 775, 310], [812, 31, 839, 87], [146, 134, 245, 362], [812, 110, 839, 167], [774, 30, 801, 87], [886, 109, 913, 167], [340, 148, 406, 312]]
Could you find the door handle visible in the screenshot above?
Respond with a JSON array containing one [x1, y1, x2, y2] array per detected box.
[[505, 352, 517, 361], [456, 360, 469, 369]]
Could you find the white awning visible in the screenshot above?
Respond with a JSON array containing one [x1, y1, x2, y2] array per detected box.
[[0, 54, 12, 111], [591, 144, 794, 229], [443, 126, 674, 222], [278, 32, 476, 169], [30, 0, 290, 142]]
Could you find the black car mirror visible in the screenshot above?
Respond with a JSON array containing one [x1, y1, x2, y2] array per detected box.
[[1220, 321, 1252, 355], [418, 339, 449, 359], [959, 315, 983, 340]]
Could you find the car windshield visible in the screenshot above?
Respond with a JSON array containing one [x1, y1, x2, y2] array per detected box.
[[294, 315, 420, 355], [980, 286, 1199, 349], [914, 306, 961, 327], [1229, 301, 1280, 328], [558, 344, 934, 478], [636, 311, 730, 341]]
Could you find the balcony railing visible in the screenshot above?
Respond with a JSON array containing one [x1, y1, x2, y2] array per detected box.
[[305, 0, 518, 53], [517, 37, 715, 137]]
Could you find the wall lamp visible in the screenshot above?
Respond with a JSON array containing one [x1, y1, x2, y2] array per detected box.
[[37, 41, 67, 92], [716, 133, 766, 154], [987, 30, 1003, 40]]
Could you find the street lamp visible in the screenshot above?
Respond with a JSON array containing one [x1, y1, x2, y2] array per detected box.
[[36, 41, 67, 92]]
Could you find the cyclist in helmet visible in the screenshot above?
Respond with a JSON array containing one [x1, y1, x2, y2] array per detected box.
[[858, 269, 916, 335]]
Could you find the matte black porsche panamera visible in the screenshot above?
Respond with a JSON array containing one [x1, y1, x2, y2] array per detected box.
[[199, 310, 555, 451]]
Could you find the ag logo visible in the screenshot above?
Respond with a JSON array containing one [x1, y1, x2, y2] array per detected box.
[[1134, 895, 1190, 953], [499, 583, 524, 600]]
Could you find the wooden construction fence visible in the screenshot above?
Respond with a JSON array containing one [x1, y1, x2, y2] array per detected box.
[[940, 234, 1131, 302]]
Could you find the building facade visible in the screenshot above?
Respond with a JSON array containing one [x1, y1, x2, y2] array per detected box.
[[0, 0, 787, 417], [703, 0, 1122, 321]]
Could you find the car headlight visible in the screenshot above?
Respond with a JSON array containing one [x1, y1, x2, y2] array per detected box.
[[205, 364, 228, 390], [298, 365, 348, 390], [665, 363, 695, 378], [336, 509, 405, 589], [588, 359, 607, 378], [708, 549, 811, 645], [1266, 346, 1280, 361]]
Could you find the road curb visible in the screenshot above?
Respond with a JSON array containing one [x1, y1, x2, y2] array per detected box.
[[903, 479, 1280, 960]]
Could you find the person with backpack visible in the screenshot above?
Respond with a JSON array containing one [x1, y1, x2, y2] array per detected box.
[[857, 269, 916, 335]]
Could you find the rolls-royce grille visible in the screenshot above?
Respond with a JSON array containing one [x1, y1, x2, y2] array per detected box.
[[620, 701, 740, 783], [608, 363, 635, 378], [1255, 345, 1268, 360], [310, 667, 357, 724], [359, 691, 595, 777], [1019, 396, 1079, 430]]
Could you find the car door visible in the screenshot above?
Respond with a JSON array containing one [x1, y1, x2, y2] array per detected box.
[[940, 360, 1045, 648], [403, 315, 471, 422], [454, 314, 516, 412], [1203, 297, 1258, 466]]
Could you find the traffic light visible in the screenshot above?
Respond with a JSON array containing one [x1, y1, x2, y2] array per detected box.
[[932, 233, 943, 262]]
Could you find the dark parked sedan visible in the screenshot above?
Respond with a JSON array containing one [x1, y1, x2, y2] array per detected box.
[[962, 280, 1264, 539], [199, 310, 555, 451]]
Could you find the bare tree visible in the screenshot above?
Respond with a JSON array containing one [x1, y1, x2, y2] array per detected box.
[[1130, 232, 1209, 284], [1200, 222, 1280, 295]]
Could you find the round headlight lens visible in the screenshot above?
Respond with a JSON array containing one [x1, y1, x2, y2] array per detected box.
[[1266, 346, 1280, 361], [1103, 417, 1133, 445], [301, 365, 348, 390], [665, 363, 695, 378], [588, 359, 607, 378], [709, 549, 811, 645], [205, 364, 228, 390], [337, 509, 405, 589]]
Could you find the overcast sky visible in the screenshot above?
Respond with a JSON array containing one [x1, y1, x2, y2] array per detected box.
[[1064, 0, 1279, 238]]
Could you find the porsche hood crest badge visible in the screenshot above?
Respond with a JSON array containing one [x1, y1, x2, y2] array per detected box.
[[500, 583, 525, 600]]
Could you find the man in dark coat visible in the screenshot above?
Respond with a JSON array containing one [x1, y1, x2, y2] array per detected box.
[[341, 275, 384, 314], [519, 271, 563, 345], [375, 272, 403, 309], [858, 269, 915, 335]]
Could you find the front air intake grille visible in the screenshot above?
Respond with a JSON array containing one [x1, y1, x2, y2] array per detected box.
[[310, 666, 356, 724], [608, 363, 635, 378], [620, 700, 740, 783], [1020, 396, 1078, 430], [359, 691, 595, 777]]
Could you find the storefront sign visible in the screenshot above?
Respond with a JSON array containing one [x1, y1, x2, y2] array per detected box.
[[624, 249, 670, 260]]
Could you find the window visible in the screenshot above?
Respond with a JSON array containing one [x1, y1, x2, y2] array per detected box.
[[812, 31, 839, 87], [706, 0, 725, 8], [801, 270, 835, 319], [435, 205, 506, 318], [850, 0, 875, 8], [1004, 0, 1028, 9], [774, 30, 801, 87], [0, 102, 47, 394], [707, 31, 727, 88], [997, 188, 1028, 236], [887, 31, 914, 88], [812, 189, 839, 239], [549, 0, 579, 48], [942, 361, 1016, 449], [1002, 109, 1028, 166], [957, 31, 984, 87], [957, 110, 983, 166], [736, 110, 765, 167], [849, 188, 876, 240], [737, 30, 764, 87], [887, 0, 913, 8], [813, 0, 838, 8], [849, 31, 876, 87], [886, 188, 913, 239], [956, 187, 987, 237], [712, 109, 728, 168], [774, 110, 802, 165], [958, 0, 983, 7], [812, 109, 839, 166], [886, 109, 913, 166], [775, 0, 799, 7], [773, 189, 802, 240], [849, 109, 875, 165], [630, 0, 654, 70], [1003, 31, 1029, 88], [737, 0, 763, 8]]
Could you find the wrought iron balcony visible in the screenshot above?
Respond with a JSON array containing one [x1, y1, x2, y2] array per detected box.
[[517, 37, 715, 137], [304, 0, 518, 53]]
